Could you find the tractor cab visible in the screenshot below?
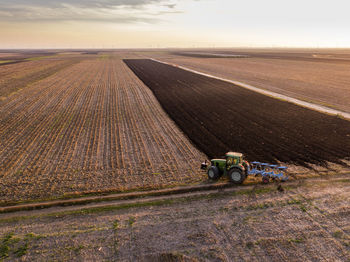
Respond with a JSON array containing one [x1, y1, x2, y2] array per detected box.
[[202, 152, 248, 184], [225, 152, 242, 169]]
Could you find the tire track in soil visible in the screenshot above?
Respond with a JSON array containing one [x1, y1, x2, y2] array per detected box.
[[124, 59, 350, 168]]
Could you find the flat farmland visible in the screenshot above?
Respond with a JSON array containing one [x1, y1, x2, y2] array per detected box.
[[124, 59, 350, 168], [0, 54, 205, 203], [1, 51, 350, 261], [0, 55, 79, 99], [149, 49, 350, 113]]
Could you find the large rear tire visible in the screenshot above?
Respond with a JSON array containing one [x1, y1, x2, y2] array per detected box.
[[207, 166, 220, 180], [228, 168, 245, 184]]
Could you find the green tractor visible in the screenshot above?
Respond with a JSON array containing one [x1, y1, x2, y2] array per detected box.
[[201, 152, 249, 184]]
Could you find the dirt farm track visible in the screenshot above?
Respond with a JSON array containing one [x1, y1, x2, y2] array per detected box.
[[0, 174, 349, 261]]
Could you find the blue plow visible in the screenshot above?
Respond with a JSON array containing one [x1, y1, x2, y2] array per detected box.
[[248, 161, 288, 184]]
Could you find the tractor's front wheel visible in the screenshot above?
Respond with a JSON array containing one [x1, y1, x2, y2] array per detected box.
[[228, 168, 245, 184], [207, 166, 220, 180]]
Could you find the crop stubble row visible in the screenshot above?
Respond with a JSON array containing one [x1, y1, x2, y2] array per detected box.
[[0, 58, 79, 99], [0, 56, 205, 202], [124, 59, 350, 167]]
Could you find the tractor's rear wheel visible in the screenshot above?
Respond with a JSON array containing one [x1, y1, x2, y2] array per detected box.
[[207, 166, 220, 180], [228, 168, 245, 184]]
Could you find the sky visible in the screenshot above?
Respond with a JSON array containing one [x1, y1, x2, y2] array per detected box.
[[1, 0, 350, 48]]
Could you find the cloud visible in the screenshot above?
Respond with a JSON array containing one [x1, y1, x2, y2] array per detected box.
[[2, 0, 166, 9], [163, 3, 176, 9], [0, 0, 182, 24]]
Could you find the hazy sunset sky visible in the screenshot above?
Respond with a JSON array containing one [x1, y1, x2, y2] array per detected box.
[[1, 0, 350, 48]]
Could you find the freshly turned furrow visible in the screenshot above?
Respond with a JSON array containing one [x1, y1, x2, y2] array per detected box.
[[124, 59, 350, 167]]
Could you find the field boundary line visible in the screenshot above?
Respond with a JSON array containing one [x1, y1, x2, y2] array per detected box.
[[1, 172, 349, 214], [0, 173, 349, 222], [150, 58, 350, 120], [0, 182, 238, 213]]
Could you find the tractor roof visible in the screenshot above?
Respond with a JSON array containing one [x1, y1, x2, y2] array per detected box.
[[225, 152, 242, 157]]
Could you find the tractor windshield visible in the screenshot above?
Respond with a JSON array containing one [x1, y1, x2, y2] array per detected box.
[[227, 157, 238, 165]]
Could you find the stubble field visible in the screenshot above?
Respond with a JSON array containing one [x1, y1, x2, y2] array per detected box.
[[0, 53, 205, 203]]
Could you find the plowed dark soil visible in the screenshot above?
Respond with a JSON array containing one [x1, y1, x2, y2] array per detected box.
[[124, 59, 350, 167]]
